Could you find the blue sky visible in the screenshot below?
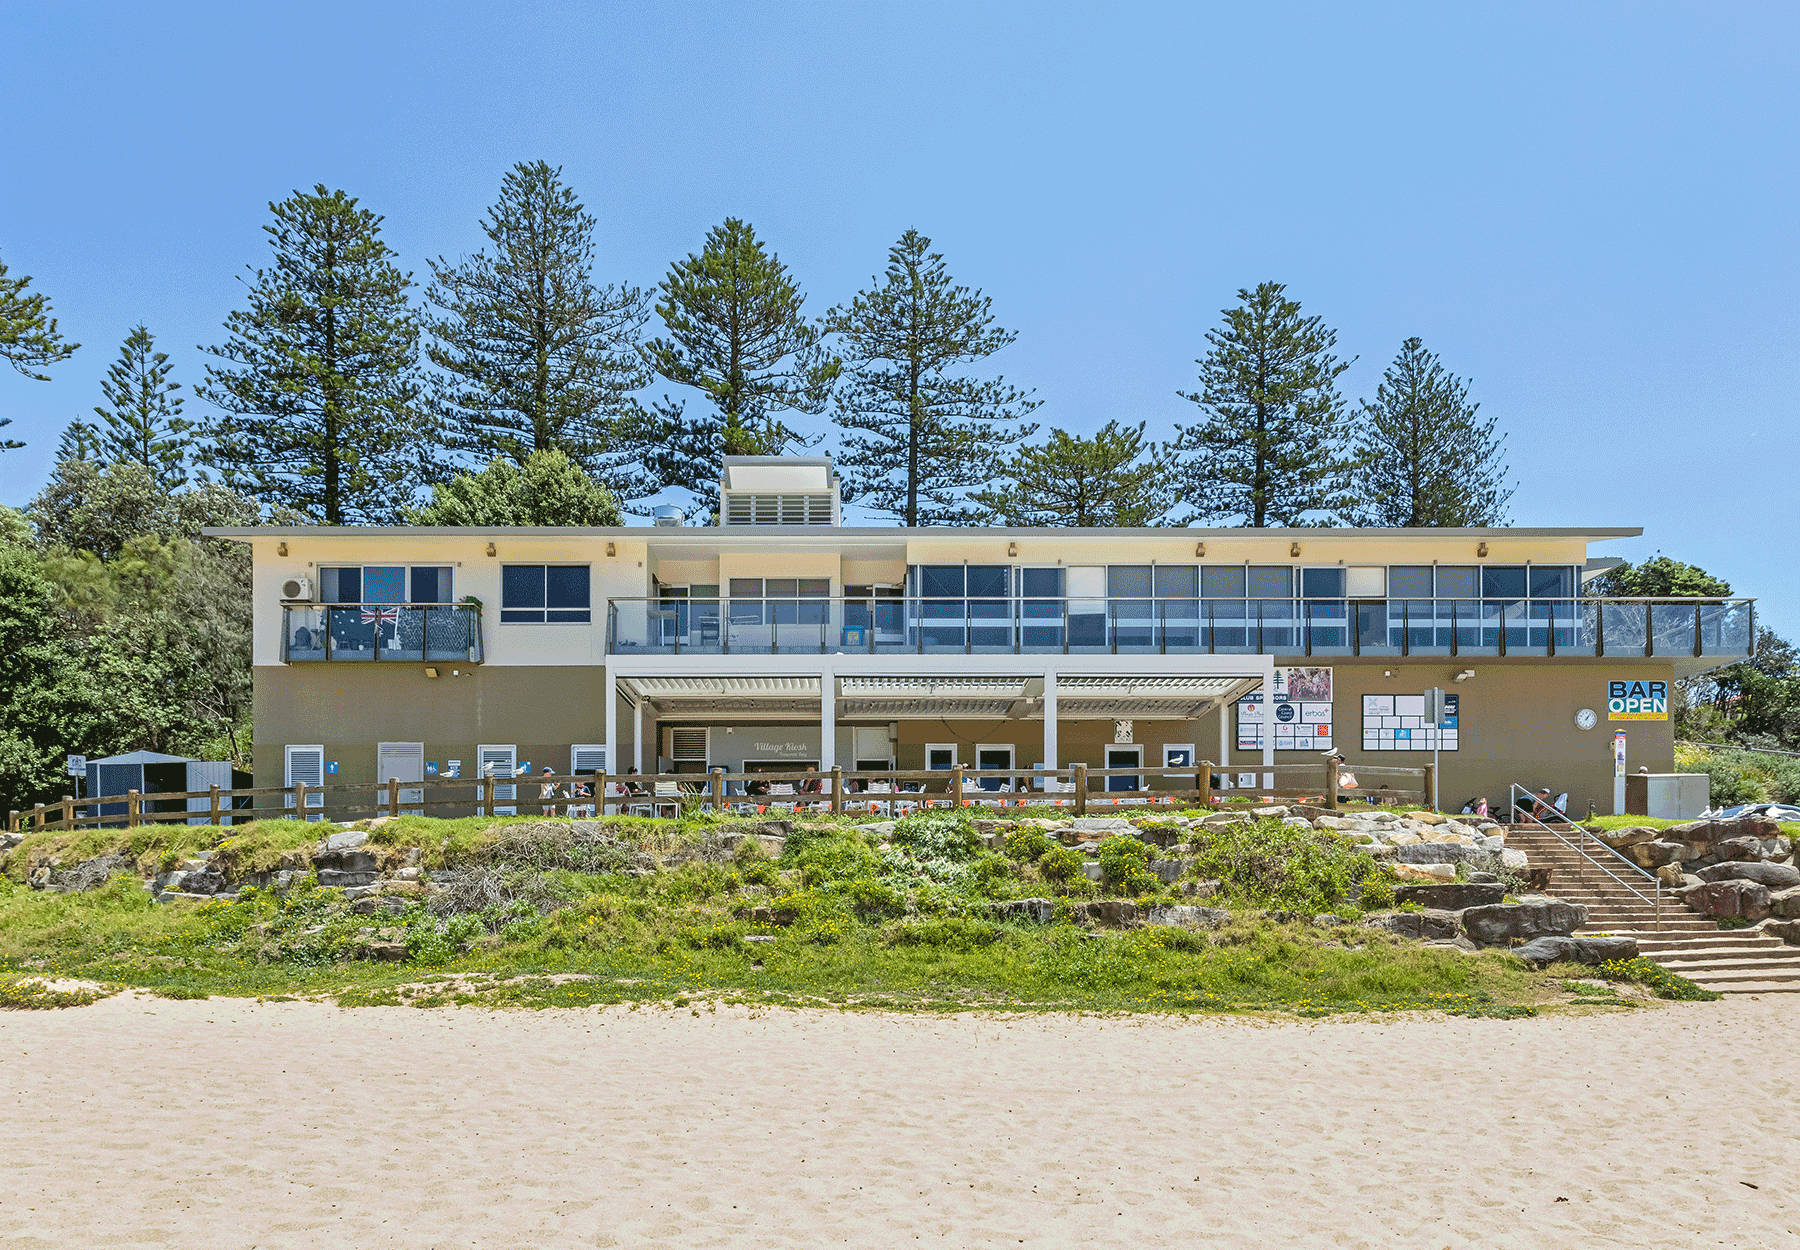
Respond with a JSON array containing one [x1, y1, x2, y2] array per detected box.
[[2, 1, 1795, 630]]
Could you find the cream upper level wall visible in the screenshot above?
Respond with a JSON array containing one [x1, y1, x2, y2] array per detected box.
[[232, 527, 1628, 668]]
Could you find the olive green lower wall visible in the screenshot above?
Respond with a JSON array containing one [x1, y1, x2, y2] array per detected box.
[[254, 657, 1677, 816]]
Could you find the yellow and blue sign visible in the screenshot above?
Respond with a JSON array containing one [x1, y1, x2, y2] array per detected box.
[[1608, 679, 1668, 721]]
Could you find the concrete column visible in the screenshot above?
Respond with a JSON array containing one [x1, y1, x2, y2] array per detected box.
[[818, 669, 836, 771], [634, 700, 645, 775], [1217, 697, 1229, 769], [604, 668, 618, 779], [1042, 671, 1059, 777]]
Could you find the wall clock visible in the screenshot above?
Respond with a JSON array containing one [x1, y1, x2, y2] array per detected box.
[[1574, 708, 1598, 730]]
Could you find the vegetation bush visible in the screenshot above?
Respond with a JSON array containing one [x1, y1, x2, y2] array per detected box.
[[1674, 742, 1800, 806], [888, 810, 983, 862], [1358, 874, 1396, 911], [1096, 835, 1159, 896], [1037, 846, 1085, 887], [1594, 956, 1722, 1001], [1185, 818, 1378, 911], [1004, 828, 1055, 862]]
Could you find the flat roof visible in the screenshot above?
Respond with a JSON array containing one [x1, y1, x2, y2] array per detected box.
[[204, 524, 1644, 540]]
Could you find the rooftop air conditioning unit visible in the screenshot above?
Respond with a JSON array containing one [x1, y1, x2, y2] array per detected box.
[[652, 505, 686, 527], [280, 576, 314, 602]]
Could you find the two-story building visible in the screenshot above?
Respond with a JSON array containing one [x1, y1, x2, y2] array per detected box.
[[209, 456, 1755, 816]]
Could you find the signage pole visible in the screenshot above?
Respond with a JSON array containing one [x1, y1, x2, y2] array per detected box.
[[1423, 688, 1443, 813], [1613, 730, 1627, 816]]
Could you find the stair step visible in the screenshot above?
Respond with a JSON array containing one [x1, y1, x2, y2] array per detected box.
[[1655, 956, 1800, 974], [1679, 968, 1800, 986], [1695, 981, 1800, 994]]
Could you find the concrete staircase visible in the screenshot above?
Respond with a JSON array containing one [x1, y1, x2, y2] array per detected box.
[[1504, 824, 1800, 994]]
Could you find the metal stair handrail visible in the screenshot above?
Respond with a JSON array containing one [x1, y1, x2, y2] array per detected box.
[[1509, 783, 1662, 932]]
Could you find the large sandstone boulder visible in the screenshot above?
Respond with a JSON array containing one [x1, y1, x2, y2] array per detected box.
[[1761, 918, 1800, 945], [1599, 826, 1663, 850], [1394, 842, 1490, 866], [1512, 934, 1639, 968], [1386, 830, 1423, 846], [1705, 834, 1775, 865], [1392, 862, 1455, 882], [1412, 810, 1448, 826], [1770, 885, 1800, 919], [1143, 905, 1230, 928], [1393, 882, 1506, 910], [1363, 909, 1461, 941], [1680, 879, 1771, 922], [1694, 861, 1800, 889], [1460, 900, 1587, 946], [1627, 840, 1687, 870]]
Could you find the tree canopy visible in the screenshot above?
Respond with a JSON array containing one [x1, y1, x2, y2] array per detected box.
[[405, 450, 622, 527], [972, 420, 1173, 527], [59, 324, 195, 490], [1588, 556, 1732, 599], [0, 249, 80, 451]]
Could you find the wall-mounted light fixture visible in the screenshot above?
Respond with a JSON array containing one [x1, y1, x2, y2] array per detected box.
[[1195, 541, 1205, 557], [1290, 542, 1301, 558], [1476, 541, 1488, 558], [605, 542, 616, 557], [485, 542, 496, 557], [277, 541, 288, 557], [1454, 669, 1476, 682], [1007, 541, 1018, 558]]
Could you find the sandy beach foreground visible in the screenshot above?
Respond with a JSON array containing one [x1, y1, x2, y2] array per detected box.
[[2, 995, 1796, 1249]]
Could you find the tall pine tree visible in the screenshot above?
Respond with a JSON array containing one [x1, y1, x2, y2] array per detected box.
[[972, 421, 1173, 527], [1342, 337, 1511, 526], [641, 218, 837, 503], [79, 325, 194, 489], [0, 249, 81, 451], [1171, 282, 1353, 527], [197, 187, 431, 524], [426, 162, 654, 503], [827, 230, 1038, 526]]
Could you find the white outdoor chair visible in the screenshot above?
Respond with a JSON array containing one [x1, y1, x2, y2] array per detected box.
[[651, 781, 683, 820]]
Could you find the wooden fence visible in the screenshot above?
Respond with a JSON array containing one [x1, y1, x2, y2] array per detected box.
[[6, 761, 1434, 834]]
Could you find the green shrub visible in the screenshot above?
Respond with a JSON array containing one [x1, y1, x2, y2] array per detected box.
[[1097, 835, 1159, 896], [1005, 828, 1055, 862], [1038, 846, 1086, 888], [838, 876, 905, 919], [732, 836, 769, 864], [889, 810, 983, 862], [1185, 817, 1376, 911], [1594, 956, 1722, 1001], [1359, 875, 1396, 911], [881, 916, 1003, 948]]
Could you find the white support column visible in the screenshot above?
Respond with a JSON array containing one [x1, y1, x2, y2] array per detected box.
[[634, 700, 645, 776], [818, 669, 836, 771], [1042, 671, 1059, 774], [1217, 697, 1229, 769], [1260, 665, 1275, 788], [604, 668, 618, 781]]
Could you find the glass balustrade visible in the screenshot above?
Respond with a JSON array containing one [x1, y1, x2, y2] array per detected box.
[[598, 597, 1755, 659], [282, 605, 484, 662]]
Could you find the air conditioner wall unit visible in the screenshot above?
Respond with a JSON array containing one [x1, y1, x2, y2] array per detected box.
[[280, 576, 314, 602]]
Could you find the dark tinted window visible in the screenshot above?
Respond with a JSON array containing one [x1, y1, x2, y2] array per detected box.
[[729, 578, 762, 597], [1202, 566, 1246, 597], [1388, 566, 1433, 598], [1154, 565, 1198, 596], [1107, 566, 1152, 598], [1482, 566, 1527, 599], [321, 566, 361, 604], [1021, 568, 1062, 597], [1247, 566, 1292, 597], [1301, 567, 1346, 598], [410, 566, 451, 603], [966, 566, 1009, 597], [1530, 566, 1573, 597], [921, 566, 963, 598], [502, 565, 590, 623], [1435, 566, 1479, 598]]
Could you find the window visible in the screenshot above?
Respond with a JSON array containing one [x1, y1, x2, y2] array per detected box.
[[728, 576, 829, 624], [1301, 567, 1346, 598], [1154, 566, 1198, 597], [1247, 565, 1292, 598], [1481, 565, 1527, 599], [926, 744, 957, 771], [1435, 566, 1480, 598], [319, 565, 451, 604], [1202, 566, 1246, 597], [1530, 566, 1574, 597], [501, 565, 590, 623], [1388, 566, 1434, 598]]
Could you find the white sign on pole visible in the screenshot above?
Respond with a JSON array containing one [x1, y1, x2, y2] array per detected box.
[[66, 754, 86, 777]]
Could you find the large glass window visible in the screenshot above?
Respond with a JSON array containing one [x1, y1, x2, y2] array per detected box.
[[1248, 566, 1293, 598], [1388, 566, 1434, 598], [501, 565, 590, 624], [1202, 565, 1246, 597], [727, 576, 829, 624], [1530, 566, 1574, 597], [1481, 565, 1527, 599], [320, 565, 450, 604], [1301, 567, 1346, 598], [1435, 566, 1479, 598]]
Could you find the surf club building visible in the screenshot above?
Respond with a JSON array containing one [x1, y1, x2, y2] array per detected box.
[[210, 456, 1754, 817]]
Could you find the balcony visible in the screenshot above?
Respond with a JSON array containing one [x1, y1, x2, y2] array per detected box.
[[605, 596, 1754, 660], [283, 604, 484, 663]]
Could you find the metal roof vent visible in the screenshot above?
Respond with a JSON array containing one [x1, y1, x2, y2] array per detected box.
[[652, 505, 686, 528]]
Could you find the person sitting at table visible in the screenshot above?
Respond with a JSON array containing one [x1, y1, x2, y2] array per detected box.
[[747, 778, 771, 798]]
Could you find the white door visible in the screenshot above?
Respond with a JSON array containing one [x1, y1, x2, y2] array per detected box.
[[975, 745, 1014, 791], [926, 743, 957, 771], [1106, 745, 1143, 793], [284, 745, 326, 820], [377, 742, 426, 815], [478, 744, 517, 815]]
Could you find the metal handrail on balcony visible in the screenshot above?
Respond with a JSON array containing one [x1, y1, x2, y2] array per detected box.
[[282, 603, 484, 663], [604, 595, 1755, 659]]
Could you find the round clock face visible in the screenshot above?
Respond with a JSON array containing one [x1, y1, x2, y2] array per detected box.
[[1575, 708, 1598, 730]]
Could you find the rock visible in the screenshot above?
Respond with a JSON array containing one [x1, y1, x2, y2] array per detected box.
[[1626, 840, 1687, 869], [1143, 905, 1229, 928], [1341, 830, 1379, 845], [1426, 831, 1475, 846], [1311, 913, 1347, 928], [1412, 810, 1448, 825], [317, 869, 379, 888], [988, 898, 1058, 924], [1758, 918, 1800, 945], [1200, 813, 1250, 829], [1708, 835, 1775, 864], [1392, 862, 1456, 881], [1080, 861, 1103, 882], [1695, 861, 1800, 889], [742, 934, 778, 944], [394, 866, 422, 881], [1500, 848, 1529, 871], [1363, 909, 1461, 941], [1655, 862, 1688, 888], [1738, 815, 1782, 840], [1282, 817, 1314, 830], [358, 940, 409, 961], [1680, 879, 1771, 922], [1520, 867, 1553, 892], [1313, 815, 1351, 830], [1599, 826, 1663, 850], [1072, 817, 1136, 834], [1460, 900, 1588, 945], [1177, 879, 1221, 899], [1076, 900, 1141, 926], [322, 830, 369, 853], [1513, 934, 1639, 967], [1393, 882, 1506, 909], [1387, 830, 1423, 846], [1149, 858, 1193, 884], [1251, 806, 1289, 819], [1770, 885, 1800, 919], [365, 816, 396, 830], [1393, 843, 1488, 866]]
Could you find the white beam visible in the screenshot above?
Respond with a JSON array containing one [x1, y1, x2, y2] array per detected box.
[[604, 667, 618, 781], [1042, 671, 1059, 771], [634, 700, 645, 776], [819, 668, 836, 770]]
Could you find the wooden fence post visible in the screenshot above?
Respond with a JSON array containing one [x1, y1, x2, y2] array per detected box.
[[951, 764, 964, 810], [592, 771, 604, 818], [1326, 760, 1339, 812], [292, 782, 307, 822], [126, 791, 140, 829], [1423, 764, 1436, 812], [32, 803, 45, 831], [1073, 763, 1088, 817], [1200, 760, 1216, 809], [711, 768, 724, 813], [484, 774, 497, 818], [388, 776, 400, 818], [8, 810, 18, 834], [831, 765, 843, 815], [209, 783, 222, 826]]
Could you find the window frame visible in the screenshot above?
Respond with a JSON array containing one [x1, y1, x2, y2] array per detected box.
[[500, 563, 592, 625]]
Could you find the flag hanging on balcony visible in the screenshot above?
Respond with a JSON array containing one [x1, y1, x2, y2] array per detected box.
[[361, 606, 401, 626]]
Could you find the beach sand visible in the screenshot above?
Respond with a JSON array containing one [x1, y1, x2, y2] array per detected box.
[[2, 993, 1796, 1248]]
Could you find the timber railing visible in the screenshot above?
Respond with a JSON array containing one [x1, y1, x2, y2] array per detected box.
[[6, 762, 1435, 833]]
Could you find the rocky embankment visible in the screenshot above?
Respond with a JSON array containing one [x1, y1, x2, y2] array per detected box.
[[1598, 815, 1800, 941]]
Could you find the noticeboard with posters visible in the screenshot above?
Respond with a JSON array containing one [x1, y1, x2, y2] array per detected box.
[[1236, 667, 1332, 751], [1361, 691, 1460, 751]]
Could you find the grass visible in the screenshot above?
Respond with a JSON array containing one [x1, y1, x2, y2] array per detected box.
[[1580, 814, 1800, 839], [0, 810, 1720, 1019]]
